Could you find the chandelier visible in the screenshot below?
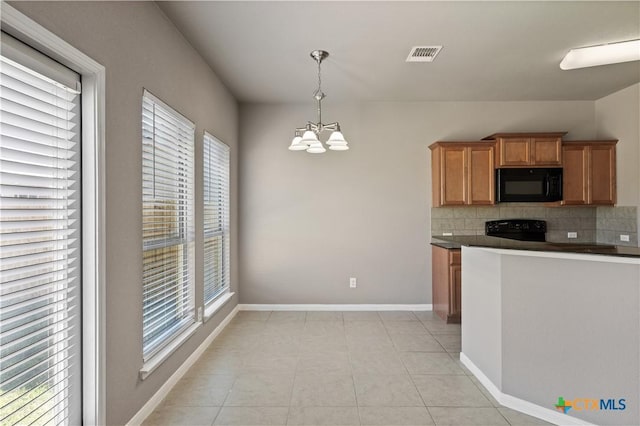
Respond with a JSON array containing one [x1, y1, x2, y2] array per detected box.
[[288, 50, 349, 153]]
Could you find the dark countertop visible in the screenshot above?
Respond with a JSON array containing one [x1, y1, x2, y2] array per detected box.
[[431, 235, 640, 258]]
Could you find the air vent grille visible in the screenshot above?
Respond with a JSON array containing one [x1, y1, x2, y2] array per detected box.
[[406, 46, 443, 62]]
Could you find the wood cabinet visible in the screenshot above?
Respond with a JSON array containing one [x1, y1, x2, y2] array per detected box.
[[484, 132, 566, 167], [562, 140, 617, 205], [429, 141, 495, 207], [432, 245, 461, 323]]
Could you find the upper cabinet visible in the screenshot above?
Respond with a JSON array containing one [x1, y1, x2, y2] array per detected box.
[[562, 140, 617, 206], [483, 132, 566, 167], [429, 141, 495, 207]]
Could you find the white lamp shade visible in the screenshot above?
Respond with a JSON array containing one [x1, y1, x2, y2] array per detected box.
[[288, 136, 307, 151], [307, 141, 326, 153], [327, 130, 347, 145], [329, 144, 349, 151], [300, 130, 319, 145]]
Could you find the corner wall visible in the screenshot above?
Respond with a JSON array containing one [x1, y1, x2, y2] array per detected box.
[[595, 83, 640, 246], [239, 101, 596, 304], [7, 2, 239, 425]]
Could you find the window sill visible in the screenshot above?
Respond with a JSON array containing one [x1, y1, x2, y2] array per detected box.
[[139, 321, 201, 380], [204, 292, 235, 322]]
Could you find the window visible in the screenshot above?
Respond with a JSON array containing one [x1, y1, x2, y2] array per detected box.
[[203, 133, 230, 307], [0, 33, 82, 425], [141, 90, 195, 360]]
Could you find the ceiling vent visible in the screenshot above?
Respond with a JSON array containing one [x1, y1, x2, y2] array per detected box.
[[406, 46, 443, 62]]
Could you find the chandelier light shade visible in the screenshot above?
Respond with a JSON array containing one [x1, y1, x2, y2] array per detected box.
[[289, 50, 349, 153]]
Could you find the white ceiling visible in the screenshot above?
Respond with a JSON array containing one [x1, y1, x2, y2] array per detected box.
[[159, 1, 640, 103]]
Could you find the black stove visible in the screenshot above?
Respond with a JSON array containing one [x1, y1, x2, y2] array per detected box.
[[485, 219, 547, 242]]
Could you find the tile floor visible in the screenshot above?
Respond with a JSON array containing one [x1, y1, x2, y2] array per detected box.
[[143, 311, 551, 426]]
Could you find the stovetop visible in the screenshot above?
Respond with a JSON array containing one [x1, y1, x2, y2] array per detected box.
[[485, 219, 547, 242]]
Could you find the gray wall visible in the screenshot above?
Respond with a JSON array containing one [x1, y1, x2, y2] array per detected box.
[[239, 101, 596, 304], [596, 83, 640, 242], [8, 2, 239, 425]]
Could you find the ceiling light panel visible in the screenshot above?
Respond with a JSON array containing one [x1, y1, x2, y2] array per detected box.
[[560, 39, 640, 70]]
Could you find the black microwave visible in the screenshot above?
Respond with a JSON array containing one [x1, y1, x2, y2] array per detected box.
[[496, 168, 562, 203]]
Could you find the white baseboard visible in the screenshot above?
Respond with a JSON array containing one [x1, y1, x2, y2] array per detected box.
[[238, 304, 432, 311], [460, 352, 596, 426], [126, 305, 239, 426]]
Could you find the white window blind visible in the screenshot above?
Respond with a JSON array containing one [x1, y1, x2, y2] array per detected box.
[[203, 133, 230, 306], [142, 90, 195, 360], [0, 33, 82, 426]]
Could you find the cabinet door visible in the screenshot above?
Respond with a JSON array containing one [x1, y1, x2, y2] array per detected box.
[[497, 138, 530, 166], [531, 137, 562, 166], [432, 246, 451, 322], [562, 145, 589, 205], [590, 145, 616, 205], [450, 264, 462, 318], [467, 146, 495, 205], [440, 147, 467, 205]]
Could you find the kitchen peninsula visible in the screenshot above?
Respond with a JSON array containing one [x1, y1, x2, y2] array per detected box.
[[436, 237, 640, 425]]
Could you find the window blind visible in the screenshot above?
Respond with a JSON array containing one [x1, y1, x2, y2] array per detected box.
[[203, 133, 230, 305], [142, 90, 195, 360], [0, 33, 82, 426]]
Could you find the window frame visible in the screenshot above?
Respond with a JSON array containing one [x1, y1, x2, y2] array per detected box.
[[1, 4, 107, 425], [141, 89, 197, 365], [203, 131, 231, 314]]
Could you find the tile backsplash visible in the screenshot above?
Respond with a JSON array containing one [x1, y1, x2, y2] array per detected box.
[[431, 205, 638, 246]]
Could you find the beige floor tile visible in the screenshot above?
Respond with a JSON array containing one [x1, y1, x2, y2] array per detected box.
[[422, 321, 462, 335], [413, 375, 492, 407], [213, 406, 289, 425], [299, 335, 348, 353], [346, 336, 396, 353], [191, 349, 246, 375], [350, 350, 407, 375], [162, 374, 235, 406], [412, 311, 439, 322], [290, 373, 356, 406], [433, 334, 462, 353], [303, 320, 345, 337], [253, 334, 302, 356], [268, 311, 307, 322], [306, 311, 344, 321], [287, 406, 360, 425], [401, 352, 466, 375], [235, 310, 272, 321], [142, 405, 219, 426], [383, 321, 428, 335], [263, 321, 306, 337], [378, 311, 417, 322], [497, 407, 553, 425], [427, 407, 509, 425], [344, 321, 388, 338], [211, 331, 260, 351], [225, 320, 268, 333], [224, 373, 294, 406], [297, 352, 352, 374], [342, 312, 381, 321], [390, 334, 445, 352], [242, 354, 299, 374], [353, 374, 424, 407], [468, 376, 501, 407], [358, 407, 434, 425]]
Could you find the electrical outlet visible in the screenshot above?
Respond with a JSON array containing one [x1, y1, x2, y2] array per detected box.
[[197, 307, 203, 322], [620, 234, 630, 242], [567, 232, 578, 239], [349, 277, 357, 288], [442, 232, 453, 236]]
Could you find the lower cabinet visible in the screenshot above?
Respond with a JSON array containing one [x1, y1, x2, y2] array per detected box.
[[432, 245, 461, 323]]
